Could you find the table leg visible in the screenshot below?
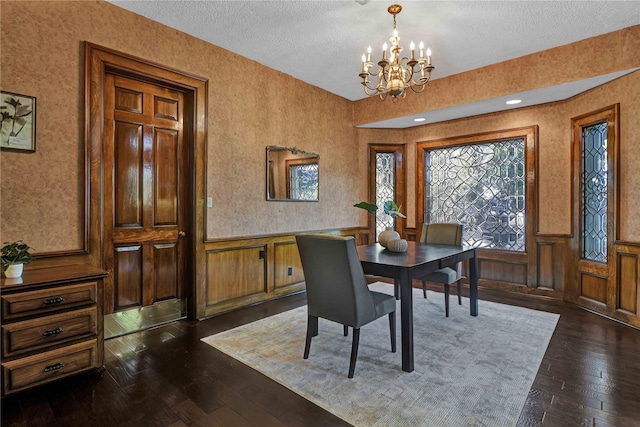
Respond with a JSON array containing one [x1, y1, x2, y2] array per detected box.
[[399, 268, 414, 372], [469, 249, 479, 316]]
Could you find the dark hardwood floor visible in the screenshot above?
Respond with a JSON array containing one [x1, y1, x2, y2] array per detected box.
[[2, 283, 640, 427]]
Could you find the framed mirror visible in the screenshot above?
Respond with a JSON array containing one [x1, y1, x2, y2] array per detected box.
[[266, 145, 319, 201]]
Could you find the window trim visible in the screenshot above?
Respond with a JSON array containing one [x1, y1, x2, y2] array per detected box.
[[416, 126, 538, 258], [368, 144, 406, 242]]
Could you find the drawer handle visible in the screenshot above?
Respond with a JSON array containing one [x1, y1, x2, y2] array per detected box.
[[43, 327, 64, 337], [43, 362, 65, 373], [44, 297, 65, 305]]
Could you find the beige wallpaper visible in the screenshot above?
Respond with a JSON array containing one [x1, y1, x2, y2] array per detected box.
[[1, 1, 638, 256], [0, 1, 357, 252], [353, 25, 640, 126]]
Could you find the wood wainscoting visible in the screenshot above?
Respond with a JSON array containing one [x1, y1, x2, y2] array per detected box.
[[465, 235, 568, 299], [200, 227, 640, 329], [405, 227, 569, 299], [566, 241, 640, 329], [198, 228, 370, 319]]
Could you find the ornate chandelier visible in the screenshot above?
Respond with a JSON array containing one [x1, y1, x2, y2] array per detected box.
[[359, 4, 434, 101]]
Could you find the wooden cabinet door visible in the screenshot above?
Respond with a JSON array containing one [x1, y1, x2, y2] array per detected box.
[[103, 74, 187, 313]]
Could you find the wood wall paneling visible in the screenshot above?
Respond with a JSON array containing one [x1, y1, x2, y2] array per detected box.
[[534, 237, 569, 292], [405, 229, 418, 242], [537, 242, 555, 289], [205, 246, 267, 307], [200, 228, 366, 319], [479, 259, 528, 286], [273, 242, 305, 289], [616, 249, 638, 315]]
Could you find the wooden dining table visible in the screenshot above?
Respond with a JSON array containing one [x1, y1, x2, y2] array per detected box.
[[357, 241, 479, 373]]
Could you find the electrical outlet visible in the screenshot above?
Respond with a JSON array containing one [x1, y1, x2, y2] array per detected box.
[[207, 197, 213, 208], [287, 267, 293, 276]]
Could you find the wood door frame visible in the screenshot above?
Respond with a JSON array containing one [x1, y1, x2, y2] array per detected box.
[[569, 104, 619, 307], [85, 42, 207, 319]]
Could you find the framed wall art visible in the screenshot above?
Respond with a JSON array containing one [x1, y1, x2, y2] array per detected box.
[[1, 91, 36, 152]]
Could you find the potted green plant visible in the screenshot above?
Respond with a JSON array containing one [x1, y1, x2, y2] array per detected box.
[[1, 240, 34, 278], [354, 200, 406, 248]]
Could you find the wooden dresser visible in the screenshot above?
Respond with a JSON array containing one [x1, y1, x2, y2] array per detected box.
[[1, 265, 107, 396]]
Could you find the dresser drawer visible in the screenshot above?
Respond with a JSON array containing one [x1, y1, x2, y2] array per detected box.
[[2, 340, 97, 396], [2, 307, 97, 358], [1, 281, 97, 321]]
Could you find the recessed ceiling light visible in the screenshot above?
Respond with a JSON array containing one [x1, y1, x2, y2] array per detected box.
[[506, 99, 522, 105], [414, 117, 426, 122]]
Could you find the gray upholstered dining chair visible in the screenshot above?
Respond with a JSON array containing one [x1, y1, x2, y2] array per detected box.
[[295, 234, 397, 378], [419, 223, 464, 317]]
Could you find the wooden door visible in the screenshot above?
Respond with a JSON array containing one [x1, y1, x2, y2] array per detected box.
[[570, 105, 618, 312], [102, 73, 188, 314]]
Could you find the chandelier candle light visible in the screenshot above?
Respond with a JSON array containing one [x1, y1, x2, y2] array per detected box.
[[359, 4, 434, 101]]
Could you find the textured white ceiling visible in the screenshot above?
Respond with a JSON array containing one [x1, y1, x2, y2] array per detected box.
[[107, 0, 640, 126]]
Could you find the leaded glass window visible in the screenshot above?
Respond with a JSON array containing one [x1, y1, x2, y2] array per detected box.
[[424, 139, 526, 251], [289, 163, 318, 200], [375, 152, 395, 237], [581, 123, 607, 262]]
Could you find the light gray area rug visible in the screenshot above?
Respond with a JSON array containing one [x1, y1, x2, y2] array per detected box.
[[202, 283, 559, 427]]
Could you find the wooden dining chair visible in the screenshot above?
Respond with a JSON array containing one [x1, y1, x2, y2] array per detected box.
[[295, 234, 397, 378], [419, 223, 464, 317]]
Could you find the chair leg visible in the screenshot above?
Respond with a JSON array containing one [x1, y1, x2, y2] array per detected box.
[[457, 280, 462, 305], [388, 312, 396, 353], [348, 328, 361, 378], [394, 279, 400, 300], [304, 315, 318, 359], [343, 325, 348, 336], [444, 284, 450, 317], [422, 280, 427, 299]]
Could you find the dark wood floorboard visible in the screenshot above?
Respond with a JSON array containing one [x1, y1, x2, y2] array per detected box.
[[2, 282, 640, 427]]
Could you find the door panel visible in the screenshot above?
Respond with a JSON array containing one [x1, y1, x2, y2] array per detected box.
[[114, 245, 143, 309], [580, 273, 607, 303], [104, 73, 186, 314], [154, 243, 178, 301], [154, 96, 178, 120], [115, 86, 143, 113], [153, 128, 179, 225], [114, 122, 143, 227], [617, 252, 637, 313]]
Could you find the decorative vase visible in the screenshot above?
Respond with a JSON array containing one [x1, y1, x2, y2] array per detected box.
[[387, 238, 409, 253], [4, 263, 24, 278], [378, 227, 400, 248]]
